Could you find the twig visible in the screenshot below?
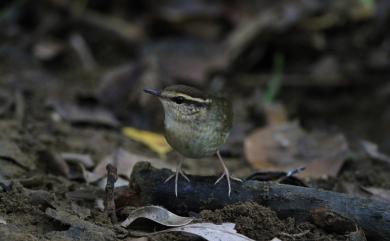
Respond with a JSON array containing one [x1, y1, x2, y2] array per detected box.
[[104, 164, 118, 223]]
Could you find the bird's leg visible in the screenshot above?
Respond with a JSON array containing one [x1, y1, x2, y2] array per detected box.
[[164, 158, 190, 197], [214, 150, 242, 196]]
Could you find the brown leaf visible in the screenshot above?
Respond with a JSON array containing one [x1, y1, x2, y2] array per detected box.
[[244, 122, 305, 169], [244, 122, 350, 178]]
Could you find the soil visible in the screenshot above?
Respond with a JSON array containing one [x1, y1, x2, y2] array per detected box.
[[155, 202, 345, 241]]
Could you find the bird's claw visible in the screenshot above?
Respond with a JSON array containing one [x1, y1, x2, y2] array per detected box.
[[214, 172, 242, 196], [165, 161, 190, 197]]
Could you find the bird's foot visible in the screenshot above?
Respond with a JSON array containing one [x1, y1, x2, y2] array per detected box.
[[214, 150, 242, 196], [164, 162, 190, 197], [214, 171, 242, 196], [164, 169, 190, 183]]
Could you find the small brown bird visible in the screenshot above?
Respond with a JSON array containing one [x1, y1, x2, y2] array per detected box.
[[144, 85, 239, 196]]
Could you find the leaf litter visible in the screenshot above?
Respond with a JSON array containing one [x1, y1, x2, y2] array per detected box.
[[1, 0, 390, 240]]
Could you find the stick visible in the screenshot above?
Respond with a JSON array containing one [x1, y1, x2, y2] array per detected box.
[[122, 162, 390, 241], [104, 164, 118, 223]]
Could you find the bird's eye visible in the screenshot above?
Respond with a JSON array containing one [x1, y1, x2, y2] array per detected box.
[[172, 96, 185, 104]]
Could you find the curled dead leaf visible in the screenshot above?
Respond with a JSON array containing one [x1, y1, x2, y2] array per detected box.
[[121, 206, 193, 228]]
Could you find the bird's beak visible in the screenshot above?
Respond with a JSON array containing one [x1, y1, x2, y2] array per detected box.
[[144, 88, 161, 97]]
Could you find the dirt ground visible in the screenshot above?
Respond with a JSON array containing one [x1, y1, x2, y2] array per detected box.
[[1, 1, 390, 241]]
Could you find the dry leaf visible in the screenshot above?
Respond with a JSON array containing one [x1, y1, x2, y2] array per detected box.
[[121, 206, 193, 228], [122, 127, 172, 158], [244, 122, 350, 178], [244, 122, 304, 169], [93, 148, 173, 181], [61, 153, 94, 168], [155, 223, 255, 241]]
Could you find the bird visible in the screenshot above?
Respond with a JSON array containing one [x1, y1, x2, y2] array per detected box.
[[144, 85, 239, 197]]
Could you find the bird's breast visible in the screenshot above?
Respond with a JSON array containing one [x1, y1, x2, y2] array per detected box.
[[164, 116, 229, 158]]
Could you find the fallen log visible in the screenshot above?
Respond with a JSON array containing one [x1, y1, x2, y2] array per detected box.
[[121, 162, 390, 241]]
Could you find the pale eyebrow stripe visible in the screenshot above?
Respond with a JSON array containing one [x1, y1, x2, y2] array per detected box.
[[176, 94, 212, 103], [164, 92, 211, 103]]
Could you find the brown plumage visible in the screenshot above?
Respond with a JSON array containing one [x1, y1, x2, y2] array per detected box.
[[144, 85, 239, 197]]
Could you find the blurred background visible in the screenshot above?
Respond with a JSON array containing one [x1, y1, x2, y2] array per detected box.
[[1, 0, 390, 190], [1, 0, 390, 145]]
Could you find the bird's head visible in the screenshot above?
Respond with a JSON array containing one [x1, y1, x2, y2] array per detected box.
[[144, 85, 212, 121]]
